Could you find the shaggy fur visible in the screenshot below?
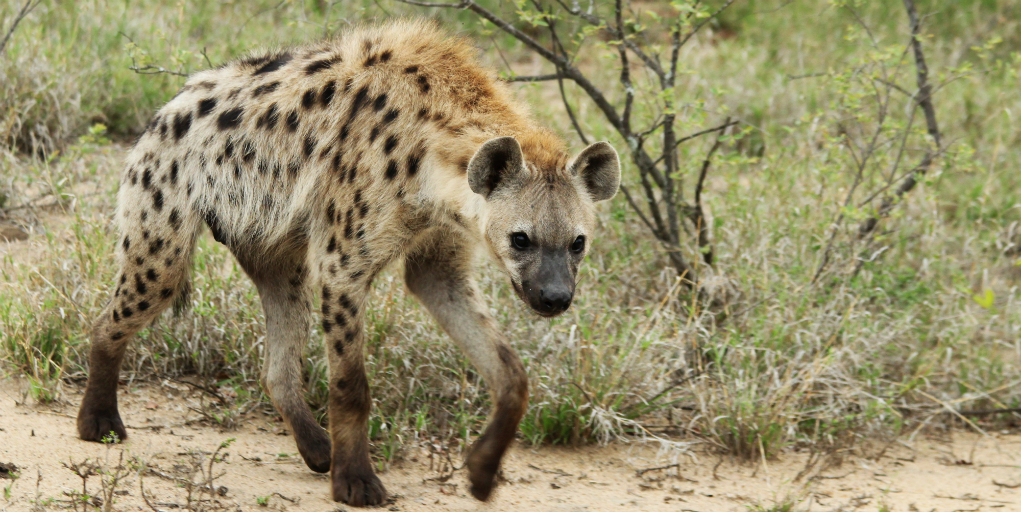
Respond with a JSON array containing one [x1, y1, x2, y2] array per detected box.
[[76, 20, 620, 507]]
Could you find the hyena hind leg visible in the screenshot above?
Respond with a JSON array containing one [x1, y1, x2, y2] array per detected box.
[[247, 256, 332, 474], [77, 221, 198, 443]]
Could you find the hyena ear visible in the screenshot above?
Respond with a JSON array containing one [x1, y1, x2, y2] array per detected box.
[[569, 141, 621, 202], [468, 137, 524, 197]]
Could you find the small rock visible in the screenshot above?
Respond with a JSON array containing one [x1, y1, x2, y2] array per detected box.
[[0, 224, 28, 242]]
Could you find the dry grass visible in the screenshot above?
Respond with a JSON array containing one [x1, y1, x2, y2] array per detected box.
[[0, 0, 1019, 466]]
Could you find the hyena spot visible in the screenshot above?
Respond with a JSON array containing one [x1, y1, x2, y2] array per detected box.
[[198, 98, 217, 117]]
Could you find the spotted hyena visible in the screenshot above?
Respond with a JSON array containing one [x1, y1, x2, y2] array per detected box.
[[76, 20, 620, 506]]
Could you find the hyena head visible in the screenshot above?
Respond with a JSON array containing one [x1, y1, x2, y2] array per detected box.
[[468, 137, 621, 317]]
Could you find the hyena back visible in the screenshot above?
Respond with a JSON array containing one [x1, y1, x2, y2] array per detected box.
[[77, 20, 620, 507]]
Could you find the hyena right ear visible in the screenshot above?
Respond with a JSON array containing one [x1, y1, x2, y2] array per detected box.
[[569, 141, 621, 202], [468, 137, 524, 197]]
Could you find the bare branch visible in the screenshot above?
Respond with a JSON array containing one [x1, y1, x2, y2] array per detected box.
[[129, 64, 190, 77], [0, 0, 41, 57], [236, 0, 288, 38], [557, 76, 589, 145], [689, 117, 731, 266], [554, 0, 601, 25], [503, 73, 563, 82], [653, 119, 740, 166], [905, 0, 941, 149], [678, 0, 735, 49], [858, 0, 943, 237], [120, 31, 190, 77], [619, 184, 660, 239], [396, 0, 469, 6], [872, 77, 913, 97], [536, 2, 590, 144], [614, 0, 634, 136]]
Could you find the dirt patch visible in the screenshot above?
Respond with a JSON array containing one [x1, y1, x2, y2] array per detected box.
[[0, 379, 1019, 511]]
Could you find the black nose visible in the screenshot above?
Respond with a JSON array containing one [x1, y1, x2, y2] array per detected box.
[[539, 287, 572, 314]]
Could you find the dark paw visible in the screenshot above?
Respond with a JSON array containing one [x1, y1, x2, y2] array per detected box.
[[77, 408, 127, 443], [332, 468, 387, 507], [466, 448, 500, 501], [297, 430, 332, 474]]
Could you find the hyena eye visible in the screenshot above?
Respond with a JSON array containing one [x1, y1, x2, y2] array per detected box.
[[570, 235, 586, 254], [510, 232, 530, 250]]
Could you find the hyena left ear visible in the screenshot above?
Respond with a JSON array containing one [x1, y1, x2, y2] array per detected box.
[[569, 141, 621, 202], [468, 137, 524, 198]]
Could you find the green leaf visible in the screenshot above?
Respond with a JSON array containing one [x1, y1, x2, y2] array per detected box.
[[972, 288, 995, 309]]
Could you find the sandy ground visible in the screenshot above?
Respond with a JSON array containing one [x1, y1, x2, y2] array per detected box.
[[0, 379, 1019, 512]]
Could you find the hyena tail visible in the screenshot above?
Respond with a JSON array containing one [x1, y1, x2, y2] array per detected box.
[[172, 266, 193, 316]]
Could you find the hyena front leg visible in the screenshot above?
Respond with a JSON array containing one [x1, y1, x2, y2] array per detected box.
[[404, 235, 529, 501], [317, 259, 386, 506]]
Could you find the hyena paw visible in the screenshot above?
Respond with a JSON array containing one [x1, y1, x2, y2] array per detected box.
[[465, 449, 501, 501], [332, 467, 387, 507], [77, 408, 128, 443], [296, 430, 332, 473]]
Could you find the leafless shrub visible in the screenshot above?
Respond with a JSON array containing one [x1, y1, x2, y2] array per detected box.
[[140, 439, 237, 512], [398, 0, 739, 286], [60, 445, 135, 512]]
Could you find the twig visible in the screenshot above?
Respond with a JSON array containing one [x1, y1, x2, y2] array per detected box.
[[395, 0, 469, 6], [528, 464, 572, 477], [618, 185, 662, 240], [272, 492, 299, 503], [541, 5, 589, 145], [678, 0, 735, 50], [168, 377, 227, 405], [200, 47, 213, 69], [640, 371, 702, 411], [236, 0, 288, 38], [689, 117, 730, 266], [503, 73, 562, 82], [119, 31, 189, 77], [0, 0, 40, 57], [128, 64, 189, 77], [917, 390, 989, 437], [955, 408, 1021, 416], [635, 462, 678, 477], [653, 119, 740, 165], [858, 0, 942, 236], [786, 72, 829, 80]]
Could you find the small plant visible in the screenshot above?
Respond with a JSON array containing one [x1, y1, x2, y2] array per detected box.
[[748, 494, 802, 512], [1, 463, 19, 503], [140, 438, 235, 512], [59, 440, 136, 512]]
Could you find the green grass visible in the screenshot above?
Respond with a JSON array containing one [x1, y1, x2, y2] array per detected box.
[[0, 0, 1019, 465]]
